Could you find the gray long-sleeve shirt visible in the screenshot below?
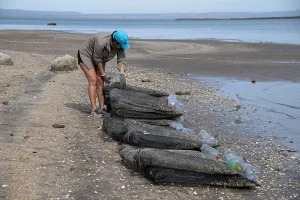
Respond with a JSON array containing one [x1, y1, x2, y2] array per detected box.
[[79, 32, 126, 69]]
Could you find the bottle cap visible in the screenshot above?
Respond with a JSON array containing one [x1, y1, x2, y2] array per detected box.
[[216, 155, 221, 159]]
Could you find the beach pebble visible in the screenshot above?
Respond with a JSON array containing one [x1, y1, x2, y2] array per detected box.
[[51, 54, 78, 72], [142, 77, 153, 82], [0, 52, 14, 65], [175, 90, 191, 95], [52, 124, 65, 128]]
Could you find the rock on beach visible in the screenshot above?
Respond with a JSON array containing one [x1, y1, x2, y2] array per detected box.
[[51, 54, 78, 72], [0, 52, 14, 65]]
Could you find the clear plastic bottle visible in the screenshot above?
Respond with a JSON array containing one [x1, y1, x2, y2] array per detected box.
[[198, 130, 220, 147], [175, 100, 184, 111], [180, 127, 195, 134], [240, 163, 261, 182], [201, 144, 221, 159], [175, 115, 185, 123], [169, 121, 184, 131], [222, 151, 244, 162], [168, 95, 177, 109]]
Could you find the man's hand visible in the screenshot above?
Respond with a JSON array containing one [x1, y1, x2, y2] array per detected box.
[[102, 75, 111, 84], [119, 73, 126, 89]]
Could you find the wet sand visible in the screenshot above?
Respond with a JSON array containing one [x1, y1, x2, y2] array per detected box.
[[0, 30, 299, 199]]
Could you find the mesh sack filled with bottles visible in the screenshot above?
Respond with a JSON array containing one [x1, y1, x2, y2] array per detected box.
[[134, 119, 174, 126], [119, 144, 258, 188], [103, 117, 202, 150], [123, 119, 201, 149], [102, 116, 128, 141], [144, 166, 258, 188], [119, 144, 230, 173], [104, 82, 169, 98], [106, 88, 183, 119], [104, 82, 170, 115]]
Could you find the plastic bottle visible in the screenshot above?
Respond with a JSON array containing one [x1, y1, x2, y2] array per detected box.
[[175, 115, 185, 123], [222, 151, 261, 181], [226, 158, 244, 172], [240, 163, 261, 182], [222, 151, 244, 172], [198, 130, 220, 147], [180, 127, 195, 134], [168, 95, 177, 109], [201, 144, 221, 159], [169, 121, 184, 131], [222, 151, 244, 162], [174, 100, 184, 111]]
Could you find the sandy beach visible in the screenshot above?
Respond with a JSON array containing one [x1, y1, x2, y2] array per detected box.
[[0, 30, 299, 199]]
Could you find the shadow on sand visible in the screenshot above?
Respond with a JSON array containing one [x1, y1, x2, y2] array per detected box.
[[64, 103, 91, 113]]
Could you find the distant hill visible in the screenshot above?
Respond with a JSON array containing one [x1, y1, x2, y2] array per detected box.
[[1, 8, 300, 20], [176, 16, 300, 20]]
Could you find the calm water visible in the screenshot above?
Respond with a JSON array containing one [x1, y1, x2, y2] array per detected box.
[[0, 18, 300, 44], [221, 81, 300, 152]]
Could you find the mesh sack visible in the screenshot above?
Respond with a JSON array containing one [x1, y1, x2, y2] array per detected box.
[[122, 119, 201, 150], [125, 131, 200, 150], [119, 144, 232, 174], [104, 82, 169, 97], [109, 88, 182, 119], [144, 166, 259, 188], [119, 145, 259, 188], [134, 119, 174, 126], [103, 117, 201, 150], [102, 116, 127, 141]]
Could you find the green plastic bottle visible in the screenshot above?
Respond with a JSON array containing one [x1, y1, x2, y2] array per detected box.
[[225, 158, 243, 172]]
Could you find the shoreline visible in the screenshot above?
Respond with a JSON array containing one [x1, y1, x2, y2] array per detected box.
[[2, 29, 300, 46], [0, 30, 299, 199], [1, 30, 299, 82]]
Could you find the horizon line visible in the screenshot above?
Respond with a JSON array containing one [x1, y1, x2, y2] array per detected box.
[[1, 8, 300, 15]]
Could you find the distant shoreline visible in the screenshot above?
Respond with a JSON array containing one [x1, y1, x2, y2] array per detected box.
[[176, 15, 300, 20], [1, 16, 300, 21]]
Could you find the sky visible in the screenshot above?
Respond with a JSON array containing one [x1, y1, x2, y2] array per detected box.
[[1, 0, 300, 14]]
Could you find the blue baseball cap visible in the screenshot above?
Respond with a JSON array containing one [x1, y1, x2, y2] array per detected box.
[[113, 30, 130, 50]]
